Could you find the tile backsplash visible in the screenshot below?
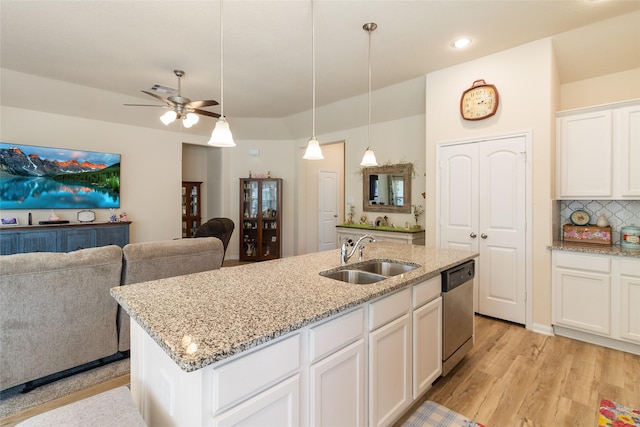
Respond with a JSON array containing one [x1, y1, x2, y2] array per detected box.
[[559, 200, 640, 244]]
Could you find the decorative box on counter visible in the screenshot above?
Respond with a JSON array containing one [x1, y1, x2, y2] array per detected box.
[[562, 224, 612, 246]]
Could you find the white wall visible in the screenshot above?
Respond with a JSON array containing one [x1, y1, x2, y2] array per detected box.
[[560, 68, 640, 110], [0, 106, 188, 243], [425, 38, 557, 329]]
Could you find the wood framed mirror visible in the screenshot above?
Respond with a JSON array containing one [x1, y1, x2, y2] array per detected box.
[[362, 163, 412, 213]]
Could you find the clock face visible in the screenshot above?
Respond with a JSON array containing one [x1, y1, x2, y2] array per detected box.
[[570, 210, 590, 226], [460, 82, 499, 120]]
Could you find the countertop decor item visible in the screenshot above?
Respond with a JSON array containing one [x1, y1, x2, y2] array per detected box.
[[460, 79, 499, 120], [570, 210, 590, 226], [563, 224, 611, 246], [596, 214, 609, 227], [621, 224, 640, 249]]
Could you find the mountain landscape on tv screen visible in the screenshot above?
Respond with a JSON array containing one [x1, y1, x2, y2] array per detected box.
[[0, 143, 120, 210]]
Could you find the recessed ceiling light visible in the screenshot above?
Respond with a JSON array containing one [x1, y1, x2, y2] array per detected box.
[[451, 38, 472, 49]]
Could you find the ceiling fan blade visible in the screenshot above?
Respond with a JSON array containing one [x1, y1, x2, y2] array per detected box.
[[188, 99, 219, 108], [192, 108, 220, 118], [141, 90, 176, 106]]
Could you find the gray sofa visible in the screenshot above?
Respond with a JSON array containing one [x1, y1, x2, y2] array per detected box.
[[0, 237, 224, 392]]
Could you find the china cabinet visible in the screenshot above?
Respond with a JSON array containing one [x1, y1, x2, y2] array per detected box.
[[556, 99, 640, 199], [239, 178, 282, 262], [182, 181, 202, 238]]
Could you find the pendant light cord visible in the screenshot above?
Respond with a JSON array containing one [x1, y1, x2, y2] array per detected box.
[[219, 0, 225, 119], [367, 25, 372, 149], [311, 0, 316, 139]]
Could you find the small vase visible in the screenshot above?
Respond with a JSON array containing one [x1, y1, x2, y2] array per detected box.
[[596, 214, 609, 227]]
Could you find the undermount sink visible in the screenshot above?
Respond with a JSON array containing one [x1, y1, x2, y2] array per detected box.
[[355, 260, 419, 277], [320, 269, 387, 285], [320, 260, 421, 285]]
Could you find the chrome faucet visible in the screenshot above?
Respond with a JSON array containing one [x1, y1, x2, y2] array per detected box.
[[341, 234, 376, 264]]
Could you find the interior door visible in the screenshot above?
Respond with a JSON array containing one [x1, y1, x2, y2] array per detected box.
[[439, 135, 527, 324], [318, 170, 338, 251], [477, 137, 526, 324]]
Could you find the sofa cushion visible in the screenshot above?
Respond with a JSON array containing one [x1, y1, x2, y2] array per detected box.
[[117, 237, 224, 351], [0, 245, 123, 391]]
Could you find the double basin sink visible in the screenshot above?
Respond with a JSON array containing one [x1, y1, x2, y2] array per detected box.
[[320, 260, 420, 285]]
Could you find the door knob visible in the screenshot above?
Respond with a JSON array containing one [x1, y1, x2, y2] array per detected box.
[[470, 233, 477, 238], [481, 233, 488, 239]]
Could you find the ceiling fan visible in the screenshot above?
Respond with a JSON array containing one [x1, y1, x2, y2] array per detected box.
[[124, 69, 220, 128]]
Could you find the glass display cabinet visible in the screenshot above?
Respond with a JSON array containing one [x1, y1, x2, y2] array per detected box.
[[182, 181, 202, 238], [239, 178, 282, 262]]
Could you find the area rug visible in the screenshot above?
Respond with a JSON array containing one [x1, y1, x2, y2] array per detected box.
[[0, 359, 130, 418], [599, 399, 640, 427], [403, 400, 486, 427]]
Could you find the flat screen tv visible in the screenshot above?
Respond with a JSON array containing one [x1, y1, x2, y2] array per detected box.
[[0, 143, 121, 210]]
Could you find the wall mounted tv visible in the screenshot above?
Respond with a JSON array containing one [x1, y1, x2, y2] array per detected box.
[[0, 143, 121, 210]]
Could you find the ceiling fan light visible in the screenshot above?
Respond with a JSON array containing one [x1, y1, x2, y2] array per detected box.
[[183, 113, 199, 128], [303, 137, 324, 160], [208, 117, 236, 147], [360, 147, 378, 167], [160, 110, 177, 125]]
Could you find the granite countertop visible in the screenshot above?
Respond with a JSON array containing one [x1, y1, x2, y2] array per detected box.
[[110, 242, 477, 372], [548, 240, 640, 258]]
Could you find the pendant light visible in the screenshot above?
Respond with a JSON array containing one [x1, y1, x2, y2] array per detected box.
[[303, 0, 324, 160], [360, 22, 378, 167], [208, 0, 235, 147]]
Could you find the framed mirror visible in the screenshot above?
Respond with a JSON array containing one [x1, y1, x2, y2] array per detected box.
[[362, 164, 412, 213]]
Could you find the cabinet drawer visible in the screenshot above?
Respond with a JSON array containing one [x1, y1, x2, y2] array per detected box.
[[412, 276, 441, 308], [620, 259, 640, 277], [554, 252, 610, 273], [310, 307, 364, 363], [369, 288, 410, 331], [212, 334, 300, 413]]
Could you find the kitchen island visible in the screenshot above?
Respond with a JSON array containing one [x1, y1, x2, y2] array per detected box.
[[111, 242, 477, 426]]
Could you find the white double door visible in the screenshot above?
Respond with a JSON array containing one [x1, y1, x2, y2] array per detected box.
[[438, 135, 527, 324]]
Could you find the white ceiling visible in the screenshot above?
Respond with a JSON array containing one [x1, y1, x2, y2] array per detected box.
[[1, 1, 639, 124]]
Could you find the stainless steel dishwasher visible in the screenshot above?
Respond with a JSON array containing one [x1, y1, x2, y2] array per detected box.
[[441, 260, 475, 376]]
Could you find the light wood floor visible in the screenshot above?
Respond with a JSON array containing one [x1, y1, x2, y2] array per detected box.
[[3, 316, 639, 426], [398, 315, 640, 426]]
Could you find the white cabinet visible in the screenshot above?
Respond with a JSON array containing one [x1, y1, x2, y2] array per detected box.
[[556, 99, 640, 199], [368, 288, 412, 427], [618, 259, 640, 344], [552, 251, 611, 336], [552, 251, 640, 354], [336, 226, 425, 245], [309, 308, 365, 426], [412, 276, 442, 398], [213, 375, 300, 427], [310, 339, 366, 426]]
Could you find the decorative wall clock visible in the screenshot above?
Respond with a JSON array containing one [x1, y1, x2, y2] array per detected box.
[[460, 79, 499, 120]]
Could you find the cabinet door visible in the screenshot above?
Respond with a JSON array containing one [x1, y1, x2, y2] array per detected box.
[[412, 296, 442, 398], [310, 339, 365, 427], [213, 375, 300, 427], [617, 104, 640, 197], [95, 225, 129, 247], [553, 262, 611, 336], [63, 228, 95, 252], [558, 110, 613, 198], [20, 230, 59, 253], [619, 259, 640, 344], [369, 313, 411, 427], [0, 232, 19, 255]]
